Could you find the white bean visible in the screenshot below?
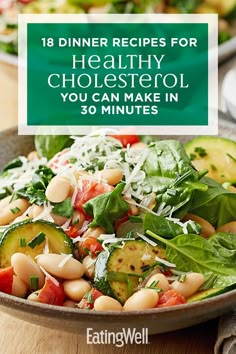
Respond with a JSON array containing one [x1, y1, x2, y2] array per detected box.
[[171, 272, 205, 298], [82, 227, 104, 239], [0, 198, 30, 226], [27, 150, 40, 161], [36, 253, 85, 279], [63, 279, 91, 301], [82, 255, 95, 279], [12, 275, 28, 298], [95, 169, 123, 186], [123, 289, 158, 311], [94, 295, 122, 311], [45, 176, 71, 203], [145, 274, 170, 292], [27, 291, 41, 302], [11, 253, 45, 289]]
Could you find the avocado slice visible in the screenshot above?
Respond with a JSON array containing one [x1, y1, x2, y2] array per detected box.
[[185, 136, 236, 184]]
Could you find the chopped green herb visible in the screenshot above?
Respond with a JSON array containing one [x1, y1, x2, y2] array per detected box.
[[194, 147, 207, 158], [27, 232, 46, 249], [84, 247, 91, 256], [30, 276, 39, 291], [72, 218, 79, 226], [210, 164, 217, 171], [147, 280, 158, 288], [69, 157, 77, 164], [10, 207, 20, 214], [227, 153, 236, 163], [190, 153, 196, 161], [178, 274, 187, 282], [129, 215, 143, 223], [83, 290, 90, 299], [20, 238, 27, 247]]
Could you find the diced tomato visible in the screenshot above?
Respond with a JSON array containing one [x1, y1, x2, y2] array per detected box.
[[110, 134, 140, 148], [38, 278, 65, 306], [18, 0, 35, 4], [157, 289, 186, 308], [79, 236, 104, 258], [65, 226, 79, 239], [0, 267, 13, 295], [79, 288, 103, 309], [75, 180, 113, 212]]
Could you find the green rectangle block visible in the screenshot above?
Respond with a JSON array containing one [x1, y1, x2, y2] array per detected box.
[[27, 22, 208, 127]]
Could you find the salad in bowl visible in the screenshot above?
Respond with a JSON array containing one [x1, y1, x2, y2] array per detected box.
[[0, 130, 236, 313]]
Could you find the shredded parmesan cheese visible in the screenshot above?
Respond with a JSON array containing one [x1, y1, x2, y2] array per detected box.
[[39, 266, 59, 286], [155, 256, 176, 268], [137, 233, 157, 247], [58, 254, 73, 268]]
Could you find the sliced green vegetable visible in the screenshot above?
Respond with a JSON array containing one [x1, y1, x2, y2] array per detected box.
[[94, 240, 166, 304], [185, 136, 236, 183], [0, 220, 73, 267]]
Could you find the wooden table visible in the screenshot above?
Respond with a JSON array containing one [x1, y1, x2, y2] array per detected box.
[[0, 54, 236, 354]]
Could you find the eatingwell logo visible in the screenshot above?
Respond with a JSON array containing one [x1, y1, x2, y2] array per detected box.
[[87, 327, 149, 347]]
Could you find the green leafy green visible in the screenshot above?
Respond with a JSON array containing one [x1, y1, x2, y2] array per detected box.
[[144, 212, 201, 239], [3, 158, 23, 171], [83, 183, 129, 233], [146, 230, 236, 288], [52, 198, 74, 218], [16, 165, 54, 205], [35, 135, 73, 160], [208, 232, 236, 263], [189, 177, 236, 228], [141, 140, 207, 217]]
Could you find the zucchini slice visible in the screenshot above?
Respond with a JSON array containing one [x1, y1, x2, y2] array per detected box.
[[0, 219, 73, 267], [185, 136, 236, 184], [94, 240, 166, 304]]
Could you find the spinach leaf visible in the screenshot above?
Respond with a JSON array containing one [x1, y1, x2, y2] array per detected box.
[[83, 183, 129, 233], [208, 232, 236, 263], [52, 198, 74, 218], [144, 212, 201, 239], [141, 140, 207, 216], [189, 177, 236, 228], [35, 135, 73, 160], [3, 157, 23, 171], [146, 231, 236, 288], [16, 165, 54, 205]]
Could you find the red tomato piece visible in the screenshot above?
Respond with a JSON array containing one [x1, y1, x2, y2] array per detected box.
[[110, 134, 140, 148], [0, 267, 13, 295], [38, 278, 65, 306], [79, 236, 104, 258], [75, 180, 113, 212], [79, 288, 103, 309], [65, 226, 79, 239], [157, 289, 186, 308], [18, 0, 35, 4]]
